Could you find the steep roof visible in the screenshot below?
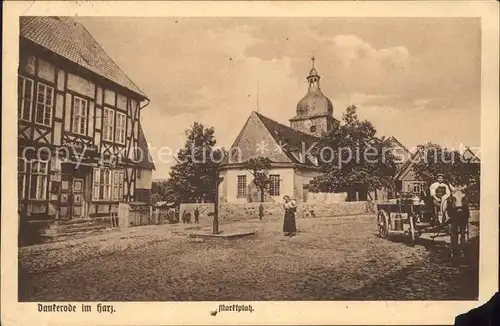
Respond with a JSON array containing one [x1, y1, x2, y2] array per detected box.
[[395, 146, 480, 181], [255, 112, 320, 154], [137, 123, 155, 170], [462, 147, 481, 163], [221, 111, 320, 167], [395, 147, 423, 181], [381, 136, 412, 168], [20, 16, 147, 99], [382, 136, 410, 155]]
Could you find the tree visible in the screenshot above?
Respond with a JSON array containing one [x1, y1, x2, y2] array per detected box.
[[151, 193, 163, 206], [152, 179, 182, 204], [168, 122, 225, 203], [309, 105, 397, 196], [243, 156, 272, 202], [411, 142, 480, 188]]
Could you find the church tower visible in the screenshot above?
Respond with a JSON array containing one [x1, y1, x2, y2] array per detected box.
[[289, 57, 337, 137]]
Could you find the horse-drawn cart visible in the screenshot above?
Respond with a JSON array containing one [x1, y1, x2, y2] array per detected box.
[[376, 198, 446, 245]]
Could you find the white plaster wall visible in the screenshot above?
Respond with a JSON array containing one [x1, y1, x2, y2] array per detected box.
[[136, 169, 152, 189], [221, 167, 295, 203], [301, 170, 322, 184]]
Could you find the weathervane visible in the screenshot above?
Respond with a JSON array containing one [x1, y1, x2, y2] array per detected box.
[[311, 56, 315, 68]]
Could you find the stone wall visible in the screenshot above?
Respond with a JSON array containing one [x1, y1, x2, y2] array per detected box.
[[179, 203, 216, 222], [306, 192, 348, 203], [179, 201, 375, 222]]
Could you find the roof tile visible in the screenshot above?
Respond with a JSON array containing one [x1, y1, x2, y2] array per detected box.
[[20, 16, 147, 98]]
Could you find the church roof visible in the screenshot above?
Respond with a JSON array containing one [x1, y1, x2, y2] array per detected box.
[[20, 16, 148, 99], [221, 111, 321, 168], [308, 67, 319, 77], [291, 92, 334, 121], [256, 112, 319, 153], [290, 58, 333, 121]]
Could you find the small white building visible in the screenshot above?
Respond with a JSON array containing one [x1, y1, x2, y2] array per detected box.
[[218, 58, 409, 203], [218, 59, 337, 203]]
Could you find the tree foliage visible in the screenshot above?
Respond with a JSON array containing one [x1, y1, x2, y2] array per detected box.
[[243, 156, 272, 202], [168, 122, 226, 203], [411, 142, 480, 188], [150, 193, 164, 206], [151, 179, 181, 204], [309, 105, 397, 194]]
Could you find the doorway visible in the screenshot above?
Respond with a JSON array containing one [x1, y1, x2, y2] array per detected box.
[[59, 175, 86, 220]]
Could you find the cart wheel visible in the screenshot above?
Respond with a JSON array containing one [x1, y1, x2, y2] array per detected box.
[[377, 210, 390, 239]]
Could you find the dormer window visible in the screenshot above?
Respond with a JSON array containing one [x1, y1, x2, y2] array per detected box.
[[310, 125, 317, 133]]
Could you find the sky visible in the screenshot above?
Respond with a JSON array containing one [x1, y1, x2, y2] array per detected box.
[[76, 17, 481, 180]]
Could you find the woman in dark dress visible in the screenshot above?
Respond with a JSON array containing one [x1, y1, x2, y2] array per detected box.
[[282, 195, 297, 237]]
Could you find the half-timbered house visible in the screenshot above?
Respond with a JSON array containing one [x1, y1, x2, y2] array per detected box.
[[18, 16, 155, 226]]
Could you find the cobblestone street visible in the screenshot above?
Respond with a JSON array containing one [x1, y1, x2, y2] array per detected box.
[[19, 214, 479, 301]]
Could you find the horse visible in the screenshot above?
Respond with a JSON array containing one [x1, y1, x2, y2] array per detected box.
[[444, 186, 470, 258]]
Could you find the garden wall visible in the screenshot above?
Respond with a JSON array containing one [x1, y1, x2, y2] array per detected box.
[[179, 203, 216, 222], [179, 201, 375, 222]]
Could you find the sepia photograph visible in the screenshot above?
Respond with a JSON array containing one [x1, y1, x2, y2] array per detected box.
[[2, 1, 499, 325]]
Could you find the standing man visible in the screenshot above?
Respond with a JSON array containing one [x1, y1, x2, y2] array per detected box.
[[258, 204, 264, 220], [194, 207, 200, 224], [429, 173, 452, 224]]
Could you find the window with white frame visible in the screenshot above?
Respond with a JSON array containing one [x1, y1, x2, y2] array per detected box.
[[269, 174, 280, 196], [102, 108, 114, 142], [93, 168, 112, 201], [35, 83, 54, 126], [93, 168, 125, 201], [28, 159, 49, 200], [413, 183, 422, 194], [112, 170, 125, 201], [237, 175, 247, 197], [115, 111, 126, 144], [72, 96, 88, 135], [18, 76, 34, 121], [18, 158, 27, 200]]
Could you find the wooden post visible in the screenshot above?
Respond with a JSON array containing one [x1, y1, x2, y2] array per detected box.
[[213, 171, 219, 235], [213, 171, 224, 235]]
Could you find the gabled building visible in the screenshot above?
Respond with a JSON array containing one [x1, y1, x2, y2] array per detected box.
[[135, 124, 156, 204], [218, 58, 412, 203], [18, 16, 155, 224], [218, 58, 337, 203], [394, 146, 481, 195], [381, 136, 412, 169], [219, 111, 323, 203], [462, 147, 481, 164], [394, 148, 427, 195]]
